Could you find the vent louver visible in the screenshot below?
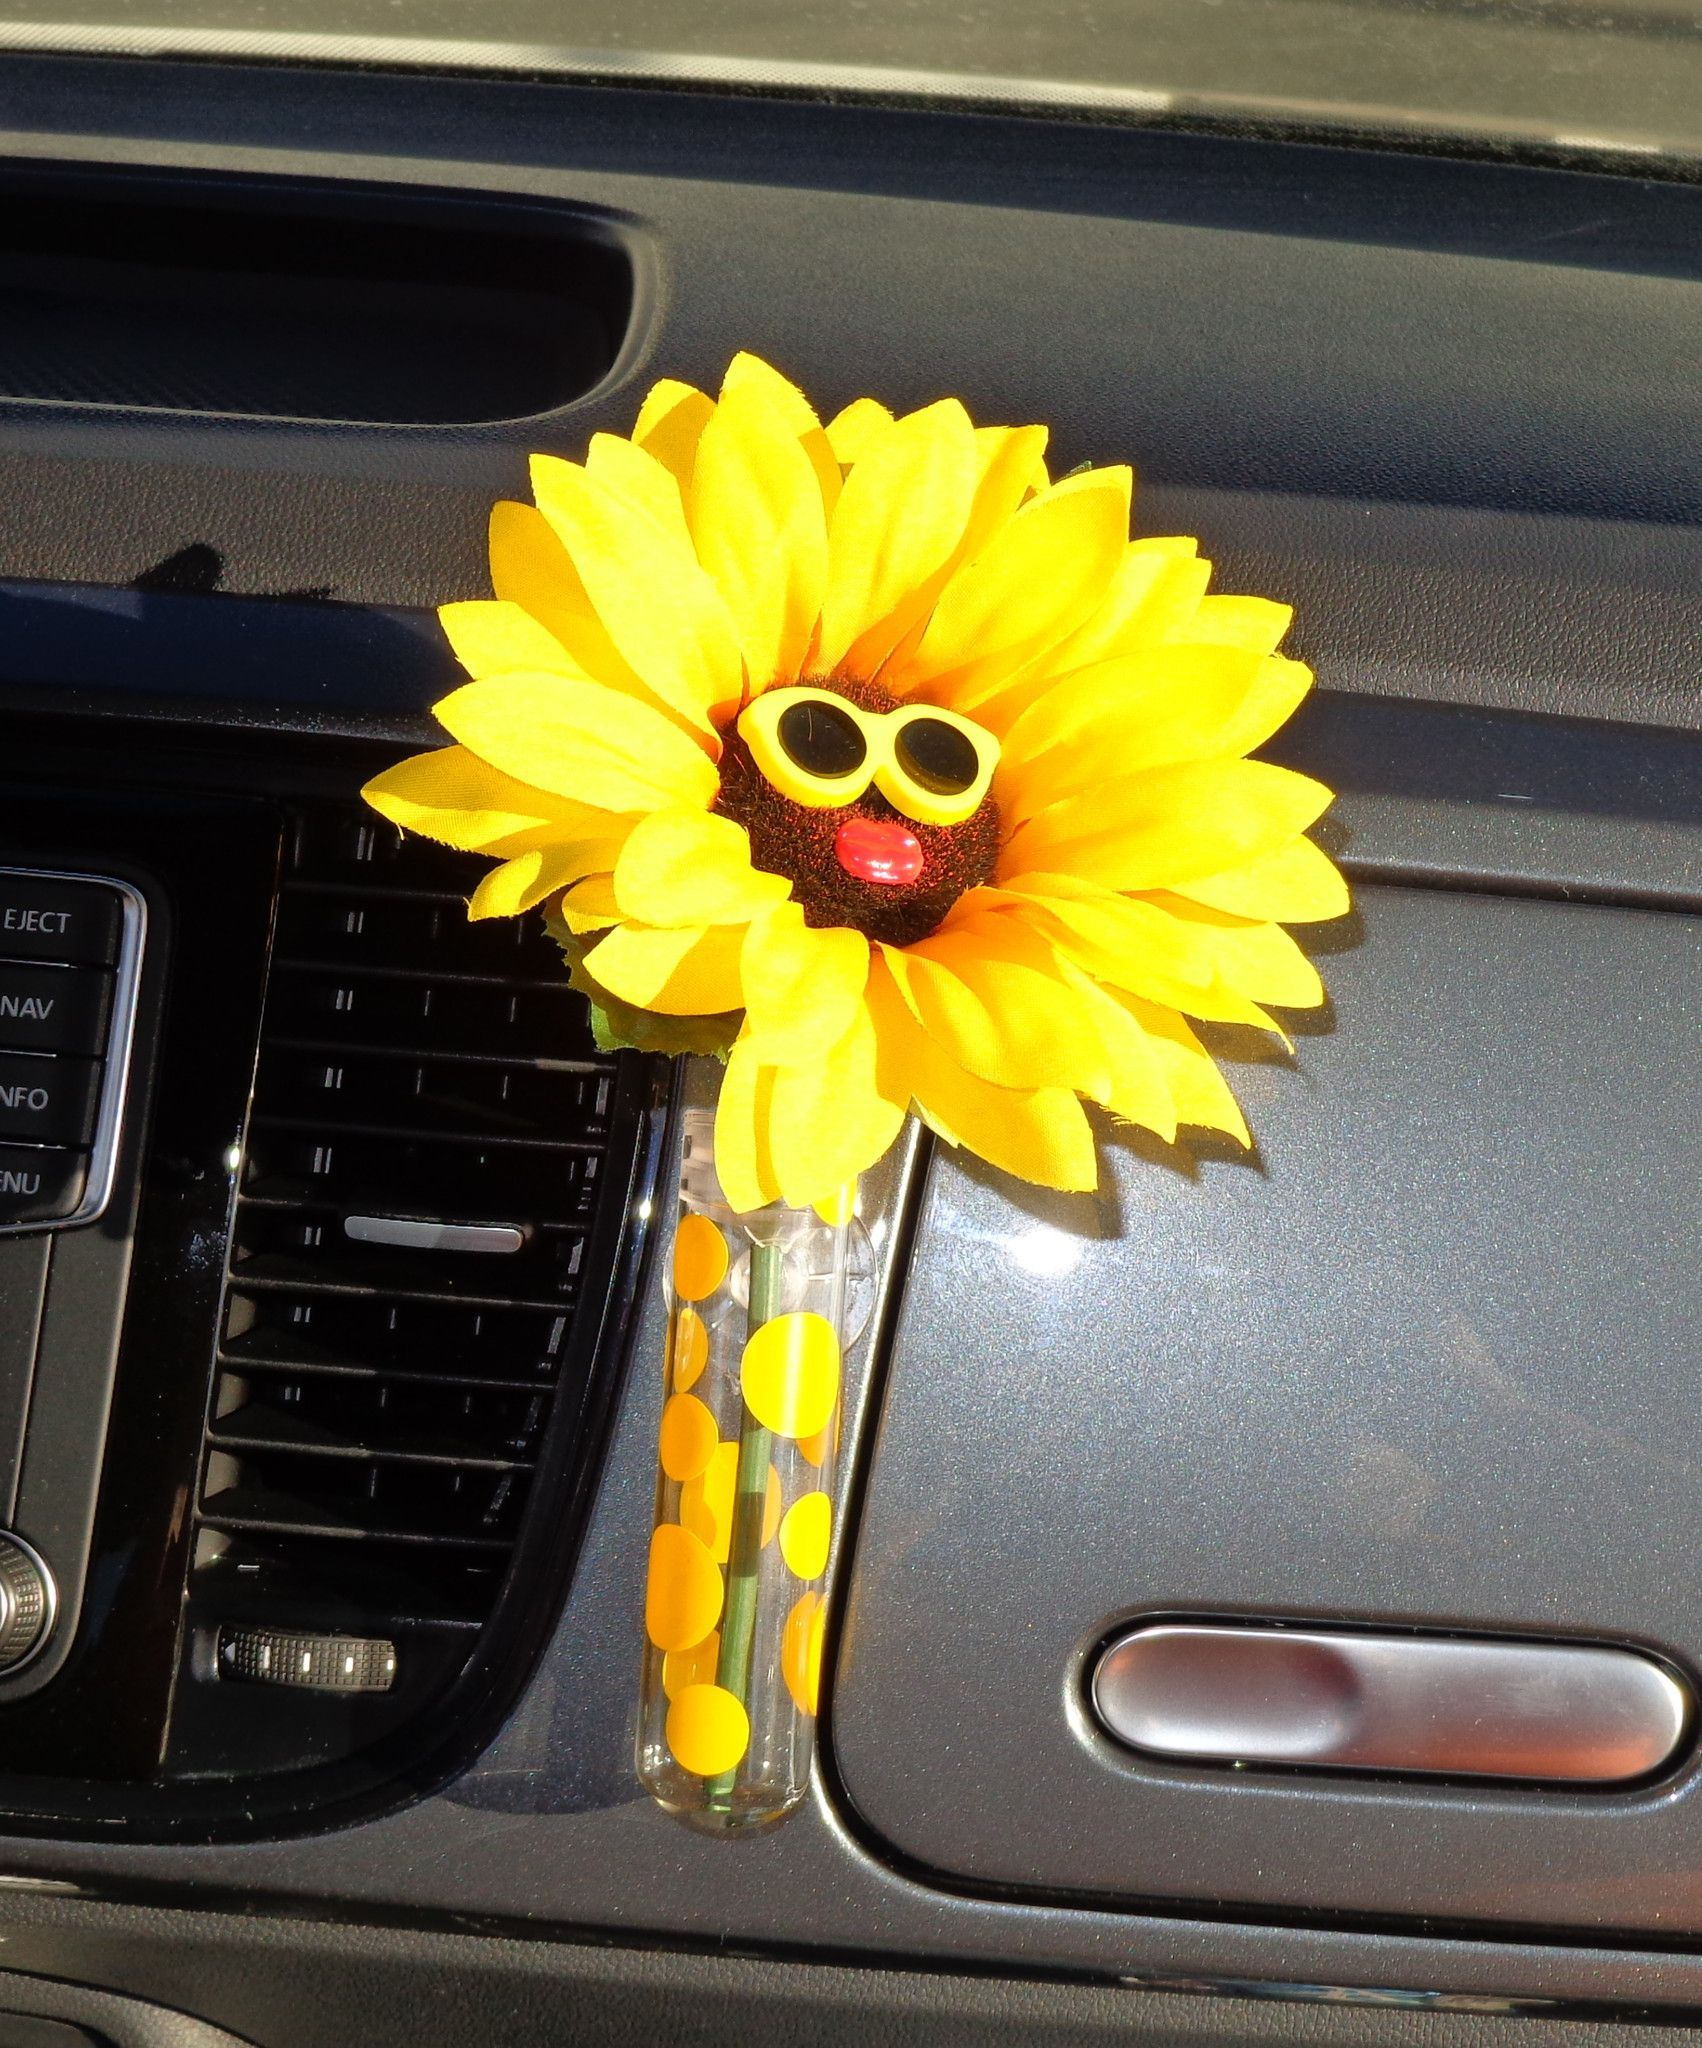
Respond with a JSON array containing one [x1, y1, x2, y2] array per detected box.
[[176, 804, 653, 1782]]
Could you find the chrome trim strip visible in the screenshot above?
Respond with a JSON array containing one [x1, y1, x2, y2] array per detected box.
[[0, 22, 1682, 177]]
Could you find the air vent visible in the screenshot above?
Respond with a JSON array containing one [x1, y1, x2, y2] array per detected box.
[[173, 804, 656, 1784]]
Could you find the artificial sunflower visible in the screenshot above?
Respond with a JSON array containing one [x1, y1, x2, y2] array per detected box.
[[364, 352, 1348, 1213]]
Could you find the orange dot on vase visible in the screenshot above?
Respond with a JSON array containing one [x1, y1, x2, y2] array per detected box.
[[667, 1682, 750, 1778], [671, 1307, 710, 1392], [662, 1629, 721, 1702], [658, 1394, 719, 1483], [680, 1441, 738, 1563], [779, 1491, 833, 1580], [680, 1441, 782, 1562], [798, 1408, 838, 1470], [782, 1590, 827, 1716], [741, 1312, 840, 1439], [644, 1524, 724, 1652], [673, 1215, 729, 1303]]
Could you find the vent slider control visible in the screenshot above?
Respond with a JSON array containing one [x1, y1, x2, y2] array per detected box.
[[342, 1215, 525, 1254], [220, 1627, 398, 1693]]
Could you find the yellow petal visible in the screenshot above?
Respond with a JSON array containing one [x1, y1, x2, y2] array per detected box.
[[1145, 895, 1326, 1009], [981, 874, 1219, 1002], [978, 541, 1212, 727], [720, 352, 843, 519], [435, 673, 719, 816], [738, 906, 869, 1066], [866, 955, 1099, 1192], [951, 424, 1054, 564], [586, 430, 693, 548], [884, 918, 1110, 1095], [633, 379, 715, 491], [613, 808, 791, 928], [878, 424, 1055, 696], [635, 377, 707, 441], [468, 841, 628, 920], [362, 745, 620, 858], [824, 395, 893, 466], [981, 879, 1290, 1035], [764, 1002, 906, 1209], [713, 1038, 781, 1213], [721, 352, 821, 437], [1210, 653, 1314, 760], [996, 646, 1280, 826], [903, 467, 1131, 703], [1177, 835, 1350, 923], [714, 994, 903, 1214], [1001, 759, 1334, 891], [529, 453, 745, 724], [439, 599, 583, 681], [817, 398, 981, 676], [584, 920, 747, 1016], [1118, 993, 1253, 1146], [690, 385, 830, 688], [556, 873, 623, 932], [1049, 958, 1177, 1139], [1188, 593, 1293, 655], [488, 499, 708, 737]]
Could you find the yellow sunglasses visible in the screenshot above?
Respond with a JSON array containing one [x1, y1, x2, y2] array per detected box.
[[737, 687, 1000, 828]]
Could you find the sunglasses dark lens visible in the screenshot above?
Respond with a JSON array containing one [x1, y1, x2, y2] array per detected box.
[[895, 716, 982, 796], [776, 699, 867, 779]]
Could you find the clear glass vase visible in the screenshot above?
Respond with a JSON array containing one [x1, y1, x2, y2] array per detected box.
[[636, 1105, 862, 1834]]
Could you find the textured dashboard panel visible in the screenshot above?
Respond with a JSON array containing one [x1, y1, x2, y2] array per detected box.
[[833, 883, 1702, 1926]]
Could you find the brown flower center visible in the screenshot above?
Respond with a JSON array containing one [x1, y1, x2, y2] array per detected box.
[[711, 675, 1001, 949]]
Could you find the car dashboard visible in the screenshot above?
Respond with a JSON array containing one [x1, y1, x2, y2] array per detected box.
[[0, 34, 1697, 2048]]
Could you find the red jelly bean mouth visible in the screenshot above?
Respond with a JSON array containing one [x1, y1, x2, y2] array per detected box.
[[835, 816, 924, 887]]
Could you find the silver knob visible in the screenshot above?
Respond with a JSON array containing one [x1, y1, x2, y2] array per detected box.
[[0, 1534, 55, 1674]]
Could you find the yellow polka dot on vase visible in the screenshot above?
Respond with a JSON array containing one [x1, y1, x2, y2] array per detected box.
[[781, 1591, 828, 1716], [673, 1214, 728, 1303], [740, 1312, 840, 1439], [658, 1393, 718, 1483], [778, 1491, 832, 1580], [670, 1307, 709, 1392], [667, 1682, 750, 1777], [662, 1629, 720, 1701], [644, 1524, 723, 1652], [680, 1442, 781, 1563]]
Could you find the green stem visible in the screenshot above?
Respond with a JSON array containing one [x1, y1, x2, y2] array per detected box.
[[706, 1233, 784, 1809]]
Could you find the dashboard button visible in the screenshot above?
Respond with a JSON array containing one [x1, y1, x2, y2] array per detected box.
[[0, 1146, 86, 1226], [0, 1054, 100, 1147], [0, 965, 110, 1054], [0, 878, 121, 965]]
